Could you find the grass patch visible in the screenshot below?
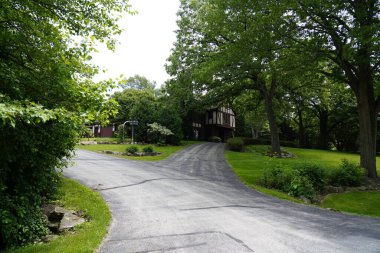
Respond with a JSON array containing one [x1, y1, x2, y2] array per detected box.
[[251, 184, 303, 203], [7, 177, 111, 253], [226, 145, 380, 215], [322, 191, 380, 217], [80, 137, 119, 143], [78, 141, 201, 161]]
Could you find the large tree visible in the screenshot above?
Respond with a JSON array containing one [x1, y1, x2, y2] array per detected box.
[[283, 0, 380, 177], [168, 0, 299, 154], [0, 0, 130, 248]]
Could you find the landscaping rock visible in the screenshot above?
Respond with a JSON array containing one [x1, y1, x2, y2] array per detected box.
[[80, 141, 97, 145], [266, 150, 296, 158], [59, 212, 85, 232], [47, 221, 60, 233], [42, 204, 66, 220], [300, 196, 311, 204], [326, 186, 345, 193], [41, 204, 85, 234], [101, 150, 124, 155], [41, 234, 59, 243]]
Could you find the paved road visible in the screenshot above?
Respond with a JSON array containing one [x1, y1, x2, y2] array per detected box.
[[64, 143, 380, 253]]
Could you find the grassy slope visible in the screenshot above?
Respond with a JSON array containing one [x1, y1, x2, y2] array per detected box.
[[78, 141, 200, 161], [226, 145, 380, 216], [322, 191, 380, 217], [8, 177, 111, 253]]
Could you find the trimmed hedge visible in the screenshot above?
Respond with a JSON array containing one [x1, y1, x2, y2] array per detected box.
[[227, 137, 244, 151]]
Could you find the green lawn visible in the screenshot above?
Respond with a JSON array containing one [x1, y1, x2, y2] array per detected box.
[[226, 145, 380, 217], [78, 141, 201, 161], [7, 177, 111, 253], [80, 137, 120, 143], [322, 191, 380, 217]]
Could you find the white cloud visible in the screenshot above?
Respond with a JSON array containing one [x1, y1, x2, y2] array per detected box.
[[91, 0, 180, 87]]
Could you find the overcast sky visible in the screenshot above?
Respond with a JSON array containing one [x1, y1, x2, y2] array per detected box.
[[91, 0, 180, 87]]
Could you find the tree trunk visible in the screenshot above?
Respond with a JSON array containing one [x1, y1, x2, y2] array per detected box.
[[357, 82, 377, 178], [264, 93, 281, 154], [297, 108, 307, 148], [318, 109, 329, 150]]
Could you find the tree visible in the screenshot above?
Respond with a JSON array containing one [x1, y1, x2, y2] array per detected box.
[[232, 92, 268, 139], [168, 0, 299, 154], [283, 0, 380, 177], [147, 123, 174, 144], [155, 104, 183, 144], [129, 98, 157, 142], [0, 0, 130, 248], [120, 75, 157, 93], [112, 88, 156, 124]]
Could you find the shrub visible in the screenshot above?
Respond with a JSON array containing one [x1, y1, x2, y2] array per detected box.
[[288, 175, 316, 200], [240, 137, 256, 145], [209, 136, 222, 143], [293, 163, 327, 193], [143, 146, 154, 153], [156, 140, 167, 146], [126, 146, 139, 154], [0, 122, 77, 249], [260, 167, 292, 192], [329, 159, 364, 187], [227, 137, 244, 151], [116, 124, 125, 143], [147, 122, 173, 144]]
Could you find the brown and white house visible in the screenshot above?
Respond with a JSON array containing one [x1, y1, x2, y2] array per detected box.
[[189, 107, 236, 142], [89, 124, 116, 138]]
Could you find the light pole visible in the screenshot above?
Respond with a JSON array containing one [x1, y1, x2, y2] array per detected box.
[[122, 120, 139, 144]]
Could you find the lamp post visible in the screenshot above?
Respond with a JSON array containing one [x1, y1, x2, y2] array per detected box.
[[122, 120, 139, 144]]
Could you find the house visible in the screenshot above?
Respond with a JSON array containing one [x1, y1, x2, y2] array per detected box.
[[89, 124, 116, 138], [189, 107, 235, 142]]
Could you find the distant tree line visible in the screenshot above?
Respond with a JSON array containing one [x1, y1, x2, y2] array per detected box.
[[111, 75, 183, 144]]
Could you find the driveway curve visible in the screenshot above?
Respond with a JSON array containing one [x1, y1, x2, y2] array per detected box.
[[64, 143, 380, 253]]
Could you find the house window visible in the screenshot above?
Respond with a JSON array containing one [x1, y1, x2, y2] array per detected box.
[[224, 113, 230, 125], [208, 111, 213, 120]]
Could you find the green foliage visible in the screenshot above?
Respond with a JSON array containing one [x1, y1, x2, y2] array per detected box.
[[1, 198, 48, 248], [260, 167, 292, 192], [155, 105, 183, 145], [329, 160, 365, 187], [261, 165, 319, 200], [0, 0, 130, 249], [126, 146, 139, 154], [293, 164, 327, 193], [147, 123, 174, 144], [288, 175, 316, 200], [168, 0, 380, 177], [115, 124, 125, 143], [129, 98, 157, 142], [120, 75, 157, 94], [7, 177, 112, 253], [227, 138, 244, 152], [111, 88, 156, 125], [0, 123, 77, 248], [208, 136, 222, 143], [143, 146, 154, 153]]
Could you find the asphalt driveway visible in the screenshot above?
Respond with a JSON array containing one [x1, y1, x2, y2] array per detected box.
[[64, 143, 380, 252]]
